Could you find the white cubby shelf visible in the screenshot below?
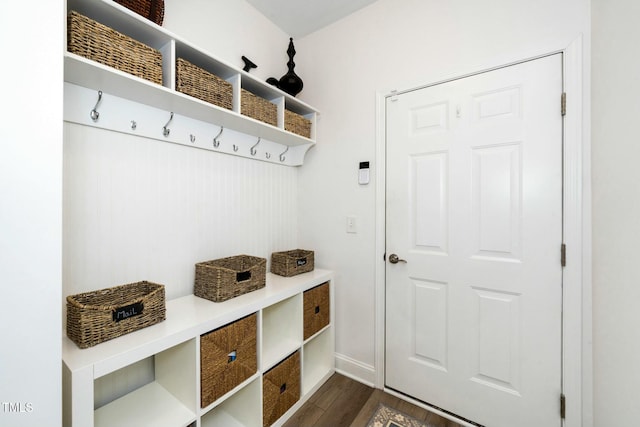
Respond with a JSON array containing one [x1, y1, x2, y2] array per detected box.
[[62, 269, 334, 427], [64, 0, 319, 166]]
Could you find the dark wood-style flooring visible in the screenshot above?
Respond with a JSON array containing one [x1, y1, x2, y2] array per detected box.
[[284, 373, 464, 427]]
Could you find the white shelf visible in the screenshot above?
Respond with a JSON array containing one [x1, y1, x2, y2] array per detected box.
[[64, 0, 319, 165], [263, 338, 302, 372], [63, 270, 332, 378], [94, 382, 195, 427], [64, 55, 314, 149], [63, 270, 334, 427]]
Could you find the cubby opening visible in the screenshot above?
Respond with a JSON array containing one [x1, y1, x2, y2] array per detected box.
[[200, 377, 262, 427], [262, 294, 303, 370], [302, 328, 334, 396], [93, 339, 197, 427]]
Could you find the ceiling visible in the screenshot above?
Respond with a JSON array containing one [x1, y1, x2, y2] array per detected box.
[[245, 0, 380, 38]]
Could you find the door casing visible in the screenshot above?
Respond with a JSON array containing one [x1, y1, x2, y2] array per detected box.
[[373, 36, 591, 427]]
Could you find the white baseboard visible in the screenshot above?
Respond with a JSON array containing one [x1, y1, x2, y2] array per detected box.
[[334, 353, 376, 387]]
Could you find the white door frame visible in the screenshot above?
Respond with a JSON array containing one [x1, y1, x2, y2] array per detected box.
[[374, 36, 591, 427]]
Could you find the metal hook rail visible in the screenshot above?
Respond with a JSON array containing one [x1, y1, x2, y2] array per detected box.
[[68, 86, 315, 165]]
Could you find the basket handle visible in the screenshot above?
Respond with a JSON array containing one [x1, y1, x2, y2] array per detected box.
[[237, 271, 252, 282], [296, 257, 307, 267]]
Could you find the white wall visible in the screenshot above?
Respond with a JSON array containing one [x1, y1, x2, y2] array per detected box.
[[295, 0, 590, 385], [592, 0, 640, 425], [163, 0, 294, 83], [0, 2, 63, 427], [63, 124, 298, 301]]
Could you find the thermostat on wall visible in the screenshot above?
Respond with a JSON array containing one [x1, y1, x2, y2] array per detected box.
[[359, 161, 370, 185]]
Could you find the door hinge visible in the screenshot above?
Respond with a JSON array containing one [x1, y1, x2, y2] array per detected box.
[[560, 394, 566, 419], [561, 244, 567, 267], [561, 92, 567, 116]]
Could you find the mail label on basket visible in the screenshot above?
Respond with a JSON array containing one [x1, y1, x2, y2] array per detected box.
[[113, 302, 144, 322]]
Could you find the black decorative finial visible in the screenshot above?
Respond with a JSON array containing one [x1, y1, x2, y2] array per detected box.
[[266, 38, 304, 97], [241, 55, 257, 72]]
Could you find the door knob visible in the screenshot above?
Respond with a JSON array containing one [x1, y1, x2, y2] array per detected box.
[[388, 254, 407, 264]]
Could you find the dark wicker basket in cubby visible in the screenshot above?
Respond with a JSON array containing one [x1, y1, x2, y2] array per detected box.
[[113, 0, 165, 25], [270, 249, 314, 277], [176, 58, 233, 110], [200, 313, 258, 408], [114, 0, 164, 25], [241, 89, 278, 126], [303, 282, 330, 340], [66, 281, 166, 349], [263, 351, 300, 427], [284, 110, 312, 138], [67, 10, 163, 85], [195, 255, 267, 302]]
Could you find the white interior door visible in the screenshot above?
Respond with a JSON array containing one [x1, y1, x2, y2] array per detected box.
[[385, 54, 563, 427]]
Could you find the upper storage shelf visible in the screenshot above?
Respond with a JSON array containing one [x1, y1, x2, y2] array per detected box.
[[64, 0, 318, 165]]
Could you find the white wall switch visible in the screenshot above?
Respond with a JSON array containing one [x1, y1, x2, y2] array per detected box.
[[346, 216, 357, 233]]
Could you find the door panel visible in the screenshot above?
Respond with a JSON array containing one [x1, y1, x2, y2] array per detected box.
[[412, 153, 448, 252], [385, 55, 563, 427], [472, 143, 522, 260]]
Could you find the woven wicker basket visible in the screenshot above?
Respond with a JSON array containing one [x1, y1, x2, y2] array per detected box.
[[201, 313, 257, 408], [284, 110, 312, 139], [114, 0, 165, 25], [263, 351, 300, 427], [195, 255, 266, 302], [270, 249, 314, 277], [241, 89, 277, 126], [66, 281, 166, 349], [67, 10, 163, 85], [176, 58, 233, 110], [303, 282, 330, 340]]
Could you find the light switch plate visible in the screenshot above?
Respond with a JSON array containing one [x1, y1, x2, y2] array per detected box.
[[346, 216, 357, 233]]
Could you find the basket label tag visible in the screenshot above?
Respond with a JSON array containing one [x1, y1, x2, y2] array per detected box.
[[113, 302, 144, 322], [237, 271, 252, 282], [296, 258, 307, 267]]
